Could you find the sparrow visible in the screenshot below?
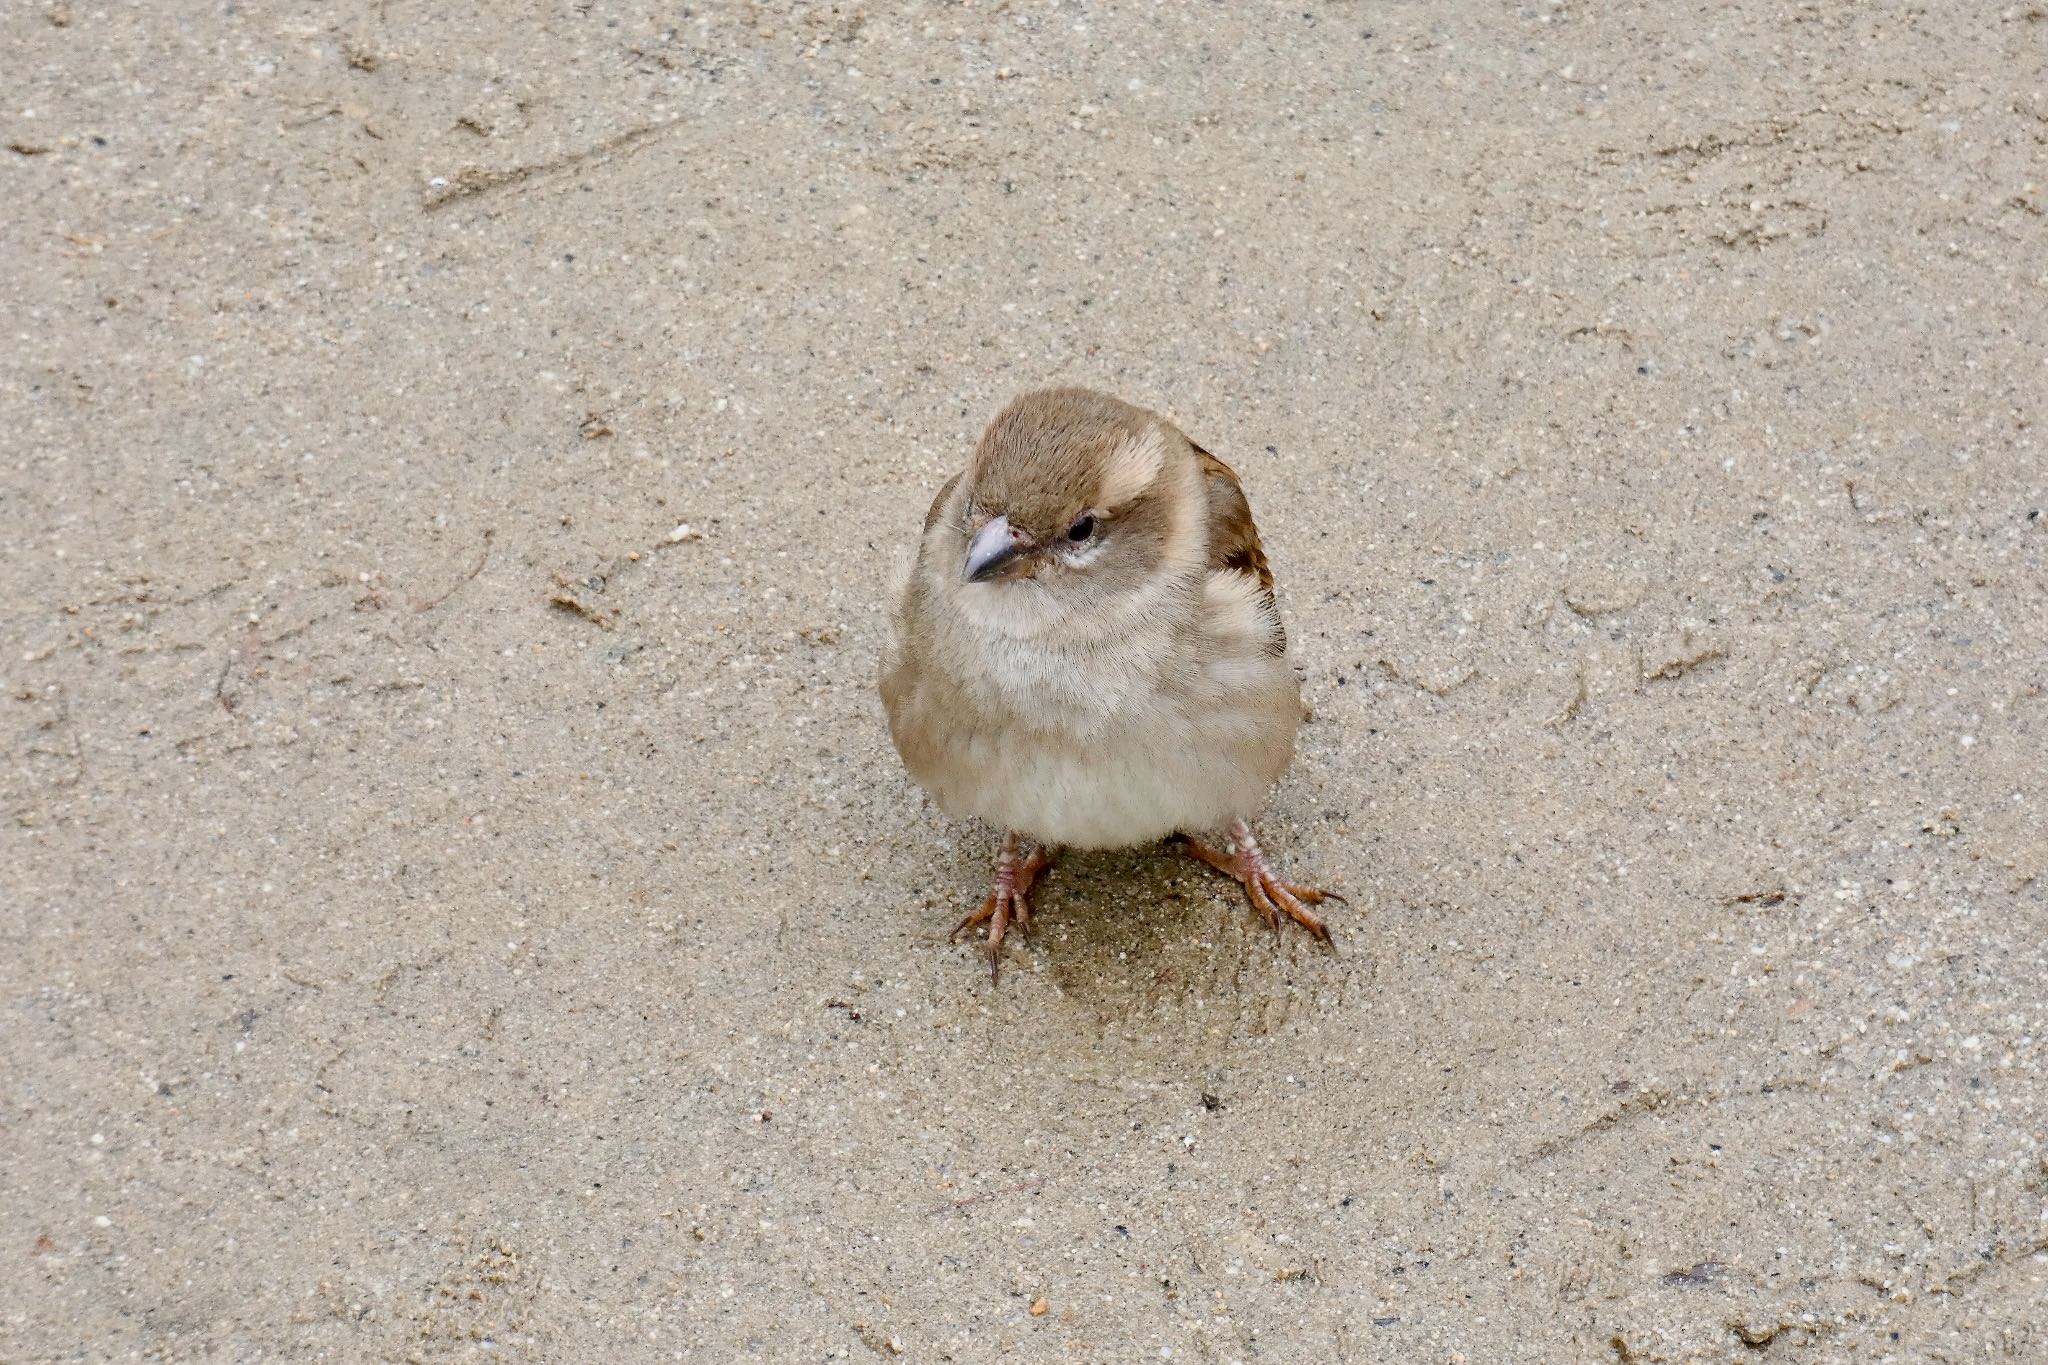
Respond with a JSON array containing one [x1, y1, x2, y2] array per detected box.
[[880, 387, 1342, 978]]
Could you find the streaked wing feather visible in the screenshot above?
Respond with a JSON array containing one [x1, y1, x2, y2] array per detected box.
[[1191, 444, 1273, 593], [1191, 441, 1285, 656]]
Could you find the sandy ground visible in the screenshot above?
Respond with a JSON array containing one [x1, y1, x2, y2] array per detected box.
[[4, 2, 2046, 1361]]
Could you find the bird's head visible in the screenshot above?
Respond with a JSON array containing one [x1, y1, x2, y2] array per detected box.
[[933, 389, 1204, 638]]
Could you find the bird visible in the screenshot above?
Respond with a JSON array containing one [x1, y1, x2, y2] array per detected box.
[[879, 387, 1342, 978]]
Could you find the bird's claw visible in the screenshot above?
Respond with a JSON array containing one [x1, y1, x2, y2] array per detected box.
[[1179, 820, 1342, 948], [951, 833, 1052, 981]]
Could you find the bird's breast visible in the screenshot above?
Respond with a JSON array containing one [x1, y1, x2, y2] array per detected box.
[[888, 627, 1298, 848]]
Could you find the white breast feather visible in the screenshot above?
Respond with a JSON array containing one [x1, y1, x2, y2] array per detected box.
[[926, 567, 1295, 848]]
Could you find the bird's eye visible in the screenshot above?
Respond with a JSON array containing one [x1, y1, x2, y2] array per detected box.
[[1066, 513, 1097, 542]]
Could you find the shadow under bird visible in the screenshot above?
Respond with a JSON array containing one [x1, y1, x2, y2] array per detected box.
[[881, 388, 1343, 979]]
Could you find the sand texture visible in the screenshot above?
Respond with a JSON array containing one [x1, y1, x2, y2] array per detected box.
[[4, 2, 2045, 1360]]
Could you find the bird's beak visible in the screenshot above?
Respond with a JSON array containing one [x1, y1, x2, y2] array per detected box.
[[963, 515, 1031, 583]]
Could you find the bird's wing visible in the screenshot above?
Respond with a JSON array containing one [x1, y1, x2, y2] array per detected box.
[[1191, 444, 1274, 594], [1191, 442, 1286, 657], [922, 471, 963, 532]]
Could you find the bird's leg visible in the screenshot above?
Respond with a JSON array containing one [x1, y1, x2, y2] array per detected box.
[[1178, 818, 1343, 946], [950, 830, 1054, 980]]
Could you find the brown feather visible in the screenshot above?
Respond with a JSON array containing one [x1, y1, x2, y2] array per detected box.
[[967, 389, 1158, 541], [1190, 444, 1272, 592], [1190, 442, 1284, 655], [922, 471, 962, 532]]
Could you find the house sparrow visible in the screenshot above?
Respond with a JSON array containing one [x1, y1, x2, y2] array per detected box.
[[880, 388, 1341, 978]]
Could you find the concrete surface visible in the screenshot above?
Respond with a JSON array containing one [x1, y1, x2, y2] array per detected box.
[[4, 2, 2045, 1361]]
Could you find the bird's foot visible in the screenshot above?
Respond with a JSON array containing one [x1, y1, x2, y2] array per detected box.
[[1178, 818, 1342, 946], [951, 830, 1054, 981]]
